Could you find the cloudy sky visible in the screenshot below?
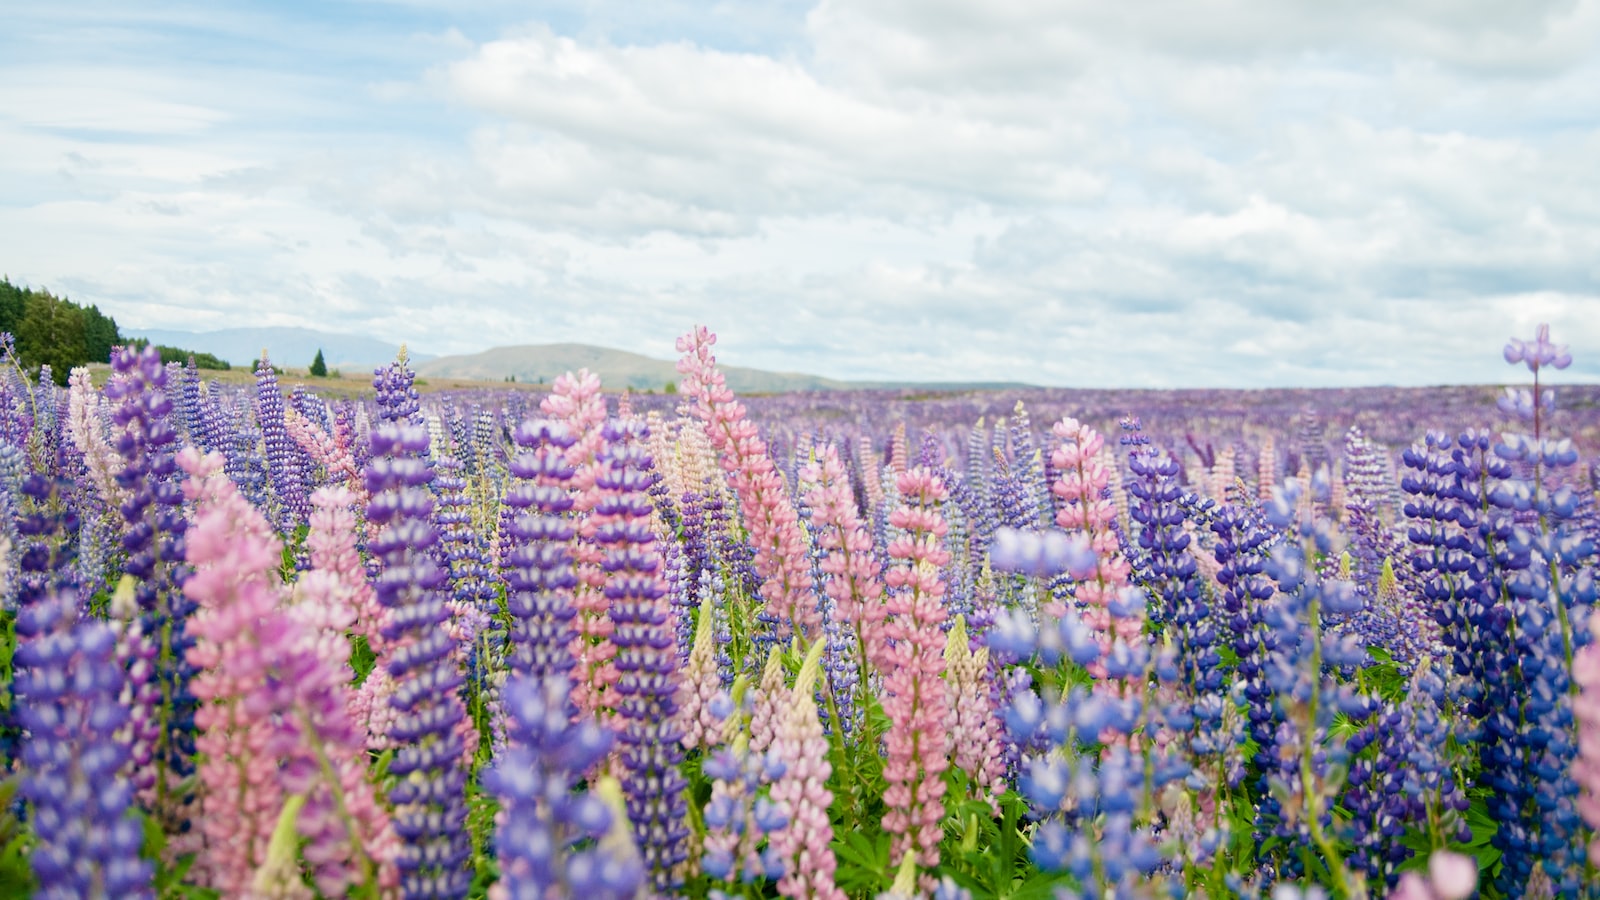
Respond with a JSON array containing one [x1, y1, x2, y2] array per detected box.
[[3, 1, 1598, 387]]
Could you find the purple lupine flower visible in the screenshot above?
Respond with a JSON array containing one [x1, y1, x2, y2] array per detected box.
[[14, 473, 79, 613], [597, 419, 690, 894], [471, 404, 501, 475], [1208, 491, 1287, 837], [17, 593, 153, 898], [1476, 325, 1596, 896], [1255, 484, 1371, 882], [2, 471, 79, 789], [701, 743, 788, 886], [178, 358, 206, 453], [501, 419, 580, 681], [432, 454, 494, 649], [1341, 425, 1401, 598], [374, 354, 423, 426], [105, 344, 197, 839], [365, 418, 473, 898], [485, 674, 643, 899], [1128, 442, 1221, 694], [219, 392, 271, 514], [194, 377, 228, 463], [661, 527, 695, 662], [677, 489, 710, 592], [33, 364, 61, 467], [0, 334, 34, 451], [964, 418, 990, 505], [290, 385, 332, 434], [1344, 666, 1469, 887], [1008, 401, 1051, 529], [255, 353, 309, 530]]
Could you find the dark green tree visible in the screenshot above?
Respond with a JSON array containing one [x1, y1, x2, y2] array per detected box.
[[82, 304, 120, 363], [0, 279, 25, 337], [16, 292, 86, 385], [309, 348, 328, 377]]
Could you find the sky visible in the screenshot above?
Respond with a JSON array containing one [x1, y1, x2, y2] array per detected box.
[[2, 1, 1598, 388]]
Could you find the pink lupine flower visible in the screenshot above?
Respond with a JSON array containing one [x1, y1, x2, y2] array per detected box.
[[542, 369, 619, 718], [802, 444, 887, 668], [676, 592, 725, 752], [889, 422, 908, 476], [859, 435, 885, 516], [285, 406, 365, 502], [749, 650, 788, 756], [65, 366, 128, 509], [944, 617, 1005, 813], [1388, 850, 1477, 900], [1050, 417, 1137, 668], [1574, 614, 1600, 864], [279, 571, 404, 897], [181, 449, 399, 896], [879, 467, 953, 876], [769, 639, 845, 900], [351, 664, 400, 753], [306, 485, 386, 652], [675, 326, 819, 641], [182, 449, 293, 892]]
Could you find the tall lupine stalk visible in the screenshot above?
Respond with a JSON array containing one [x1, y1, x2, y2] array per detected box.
[[181, 448, 400, 895], [542, 370, 619, 719], [676, 588, 725, 753], [880, 467, 953, 882], [255, 353, 309, 531], [501, 419, 581, 680], [365, 420, 474, 897], [65, 366, 126, 511], [675, 326, 819, 643], [801, 443, 886, 732], [1050, 417, 1136, 666], [3, 471, 77, 772], [1208, 491, 1289, 841], [307, 485, 386, 652], [178, 358, 206, 453], [432, 455, 495, 702], [105, 345, 197, 842], [15, 593, 152, 898], [597, 419, 690, 894], [310, 484, 394, 753], [1482, 323, 1595, 894], [944, 617, 1006, 812], [769, 637, 845, 900]]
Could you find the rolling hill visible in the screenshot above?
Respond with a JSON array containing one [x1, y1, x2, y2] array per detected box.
[[417, 343, 1034, 393]]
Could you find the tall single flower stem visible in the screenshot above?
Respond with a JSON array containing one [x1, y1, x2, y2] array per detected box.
[[676, 326, 819, 642], [879, 467, 953, 883]]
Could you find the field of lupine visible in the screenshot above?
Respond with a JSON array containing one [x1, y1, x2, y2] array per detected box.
[[0, 322, 1596, 900]]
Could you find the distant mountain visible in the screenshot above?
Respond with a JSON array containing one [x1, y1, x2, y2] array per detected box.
[[124, 327, 429, 372], [417, 343, 1034, 393]]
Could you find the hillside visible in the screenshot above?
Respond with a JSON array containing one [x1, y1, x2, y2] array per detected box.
[[417, 342, 1033, 393]]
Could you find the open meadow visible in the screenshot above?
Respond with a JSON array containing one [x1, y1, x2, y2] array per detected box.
[[1, 323, 1597, 899]]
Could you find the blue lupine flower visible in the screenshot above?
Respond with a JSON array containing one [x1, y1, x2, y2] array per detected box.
[[366, 411, 474, 898], [501, 419, 580, 680], [105, 344, 197, 833], [17, 593, 153, 899], [597, 419, 689, 894], [254, 353, 309, 530], [484, 674, 642, 900]]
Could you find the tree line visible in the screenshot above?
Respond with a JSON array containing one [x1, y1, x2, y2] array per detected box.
[[1, 278, 226, 383]]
